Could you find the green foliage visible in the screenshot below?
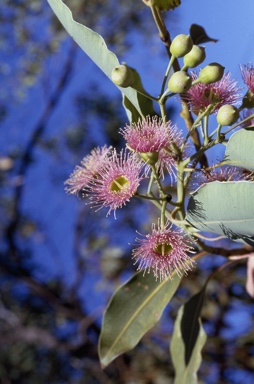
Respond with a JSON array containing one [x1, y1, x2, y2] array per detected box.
[[180, 287, 206, 365], [186, 181, 254, 245], [99, 271, 181, 367], [225, 128, 254, 171], [170, 305, 206, 384]]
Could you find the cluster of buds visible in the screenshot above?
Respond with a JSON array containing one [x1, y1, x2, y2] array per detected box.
[[167, 34, 225, 94]]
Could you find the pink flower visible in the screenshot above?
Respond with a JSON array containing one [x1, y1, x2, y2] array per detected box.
[[132, 221, 195, 281], [240, 63, 254, 93], [65, 146, 113, 195], [121, 116, 183, 181], [121, 116, 172, 153], [190, 166, 249, 190], [86, 149, 144, 217], [201, 166, 246, 183], [185, 72, 241, 114]]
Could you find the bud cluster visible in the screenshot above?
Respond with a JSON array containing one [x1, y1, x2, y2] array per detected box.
[[167, 34, 225, 95]]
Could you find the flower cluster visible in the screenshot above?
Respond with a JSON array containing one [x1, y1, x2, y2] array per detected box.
[[65, 115, 196, 280], [66, 63, 254, 281], [132, 221, 195, 281]]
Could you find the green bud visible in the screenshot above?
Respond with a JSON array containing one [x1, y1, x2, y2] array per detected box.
[[198, 63, 225, 84], [111, 64, 134, 88], [216, 105, 239, 126], [168, 71, 192, 93], [183, 45, 206, 68], [170, 34, 193, 58]]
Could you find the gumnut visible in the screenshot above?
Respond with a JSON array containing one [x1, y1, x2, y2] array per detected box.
[[198, 63, 225, 84], [168, 71, 192, 93], [111, 64, 134, 88], [183, 45, 206, 68], [170, 34, 193, 58], [216, 104, 239, 126]]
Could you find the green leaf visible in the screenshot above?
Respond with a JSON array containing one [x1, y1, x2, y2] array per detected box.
[[225, 129, 254, 172], [181, 287, 206, 365], [170, 305, 206, 384], [99, 271, 181, 368], [47, 0, 154, 122], [186, 181, 254, 246], [190, 24, 218, 45], [123, 68, 155, 123]]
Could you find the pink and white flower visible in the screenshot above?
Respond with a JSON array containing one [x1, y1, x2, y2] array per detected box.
[[121, 116, 183, 181], [132, 221, 195, 281], [88, 149, 144, 217], [65, 146, 113, 195], [189, 165, 251, 191], [66, 147, 145, 217], [121, 115, 172, 153]]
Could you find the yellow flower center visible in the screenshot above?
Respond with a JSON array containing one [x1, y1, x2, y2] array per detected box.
[[110, 176, 130, 192], [154, 243, 173, 257]]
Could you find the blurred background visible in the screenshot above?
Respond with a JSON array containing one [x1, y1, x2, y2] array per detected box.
[[1, 1, 254, 383]]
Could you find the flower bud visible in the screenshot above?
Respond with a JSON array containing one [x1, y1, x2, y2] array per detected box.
[[168, 71, 192, 93], [111, 64, 134, 88], [198, 63, 225, 84], [170, 34, 193, 58], [183, 45, 206, 68], [216, 105, 239, 126]]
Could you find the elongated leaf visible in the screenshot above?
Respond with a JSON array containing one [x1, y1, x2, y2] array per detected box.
[[225, 129, 254, 171], [186, 181, 254, 246], [170, 306, 206, 384], [99, 271, 181, 367], [47, 0, 154, 122], [181, 287, 206, 365]]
